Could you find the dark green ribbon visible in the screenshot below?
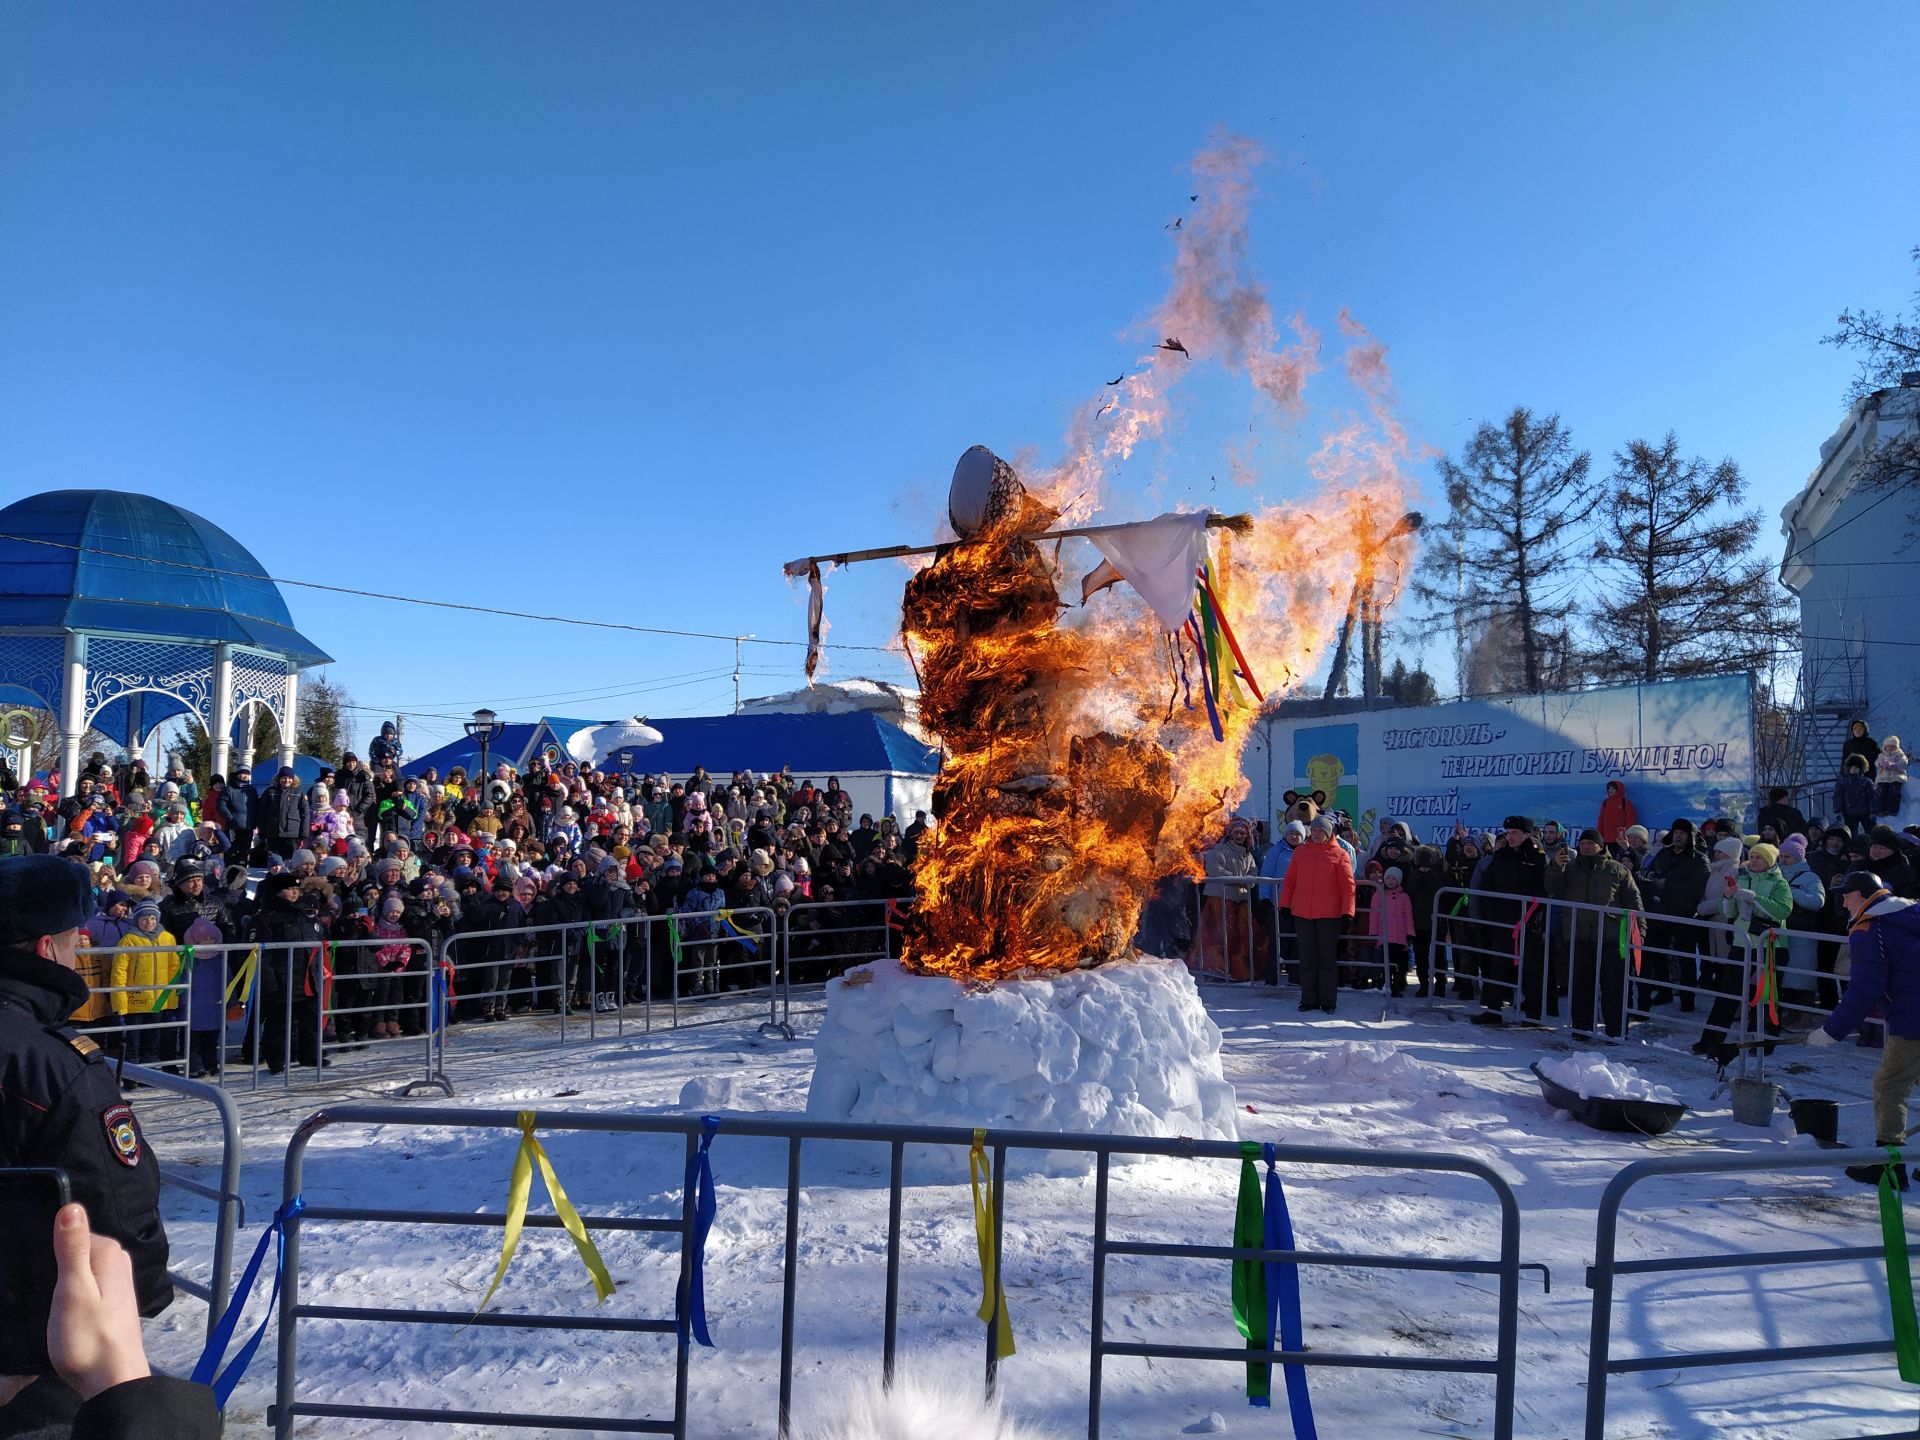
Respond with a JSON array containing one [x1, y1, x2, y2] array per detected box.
[[1881, 1146, 1920, 1383], [1232, 1141, 1270, 1404]]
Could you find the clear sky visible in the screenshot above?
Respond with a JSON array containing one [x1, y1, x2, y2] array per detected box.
[[3, 3, 1916, 758]]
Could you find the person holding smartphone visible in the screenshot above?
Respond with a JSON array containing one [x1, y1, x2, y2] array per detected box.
[[0, 855, 172, 1433]]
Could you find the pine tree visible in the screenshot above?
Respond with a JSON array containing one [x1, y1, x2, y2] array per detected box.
[[1381, 657, 1439, 706], [172, 706, 282, 782], [1586, 434, 1783, 684], [1416, 408, 1597, 695], [295, 674, 352, 763]]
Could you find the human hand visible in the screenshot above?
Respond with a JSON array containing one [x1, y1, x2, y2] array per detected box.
[[47, 1204, 150, 1402], [1805, 1026, 1838, 1048]]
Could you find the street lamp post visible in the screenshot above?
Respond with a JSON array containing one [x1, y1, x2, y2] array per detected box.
[[465, 707, 499, 792]]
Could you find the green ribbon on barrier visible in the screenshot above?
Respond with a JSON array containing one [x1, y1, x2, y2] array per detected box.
[[149, 945, 194, 1013], [667, 917, 684, 968], [1880, 1146, 1920, 1384], [1231, 1141, 1270, 1404], [1447, 894, 1470, 918]]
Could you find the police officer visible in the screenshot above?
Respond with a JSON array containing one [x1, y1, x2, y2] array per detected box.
[[0, 854, 171, 1434]]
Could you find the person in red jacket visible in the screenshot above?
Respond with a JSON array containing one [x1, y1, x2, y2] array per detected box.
[[1597, 780, 1637, 847], [1279, 814, 1358, 1013]]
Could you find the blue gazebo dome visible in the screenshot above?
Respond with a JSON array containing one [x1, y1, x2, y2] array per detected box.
[[0, 489, 329, 665]]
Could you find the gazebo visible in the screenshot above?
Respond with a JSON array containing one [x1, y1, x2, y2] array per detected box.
[[0, 490, 331, 796]]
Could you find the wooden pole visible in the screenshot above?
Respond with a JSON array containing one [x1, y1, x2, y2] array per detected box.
[[782, 513, 1252, 577]]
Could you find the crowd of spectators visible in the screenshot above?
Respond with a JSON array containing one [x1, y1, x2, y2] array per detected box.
[[0, 726, 930, 1077], [1176, 768, 1920, 1069]]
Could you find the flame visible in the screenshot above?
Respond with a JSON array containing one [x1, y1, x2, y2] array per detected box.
[[897, 133, 1420, 982]]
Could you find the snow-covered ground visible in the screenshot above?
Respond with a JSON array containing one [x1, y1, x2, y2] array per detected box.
[[130, 984, 1915, 1439]]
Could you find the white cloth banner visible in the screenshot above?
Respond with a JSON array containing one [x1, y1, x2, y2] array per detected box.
[[1083, 510, 1211, 632]]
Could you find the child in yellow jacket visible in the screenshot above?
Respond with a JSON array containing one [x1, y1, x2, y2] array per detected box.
[[112, 900, 181, 1069]]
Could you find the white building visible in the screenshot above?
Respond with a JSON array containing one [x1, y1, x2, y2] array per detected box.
[[1779, 376, 1920, 786]]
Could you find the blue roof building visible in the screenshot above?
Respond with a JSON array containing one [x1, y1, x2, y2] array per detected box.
[[0, 489, 331, 794]]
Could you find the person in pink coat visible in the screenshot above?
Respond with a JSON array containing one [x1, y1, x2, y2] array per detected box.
[[1370, 866, 1417, 996]]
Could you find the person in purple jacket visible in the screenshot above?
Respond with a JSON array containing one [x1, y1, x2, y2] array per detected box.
[[1808, 870, 1920, 1187]]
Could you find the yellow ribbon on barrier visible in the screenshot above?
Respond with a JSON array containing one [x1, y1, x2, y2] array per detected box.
[[224, 949, 259, 1006], [969, 1128, 1016, 1359], [473, 1111, 615, 1317]]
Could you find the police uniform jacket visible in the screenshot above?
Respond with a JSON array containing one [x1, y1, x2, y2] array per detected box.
[[0, 946, 172, 1352]]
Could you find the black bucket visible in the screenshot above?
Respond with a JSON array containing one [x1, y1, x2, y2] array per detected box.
[[1789, 1097, 1840, 1145]]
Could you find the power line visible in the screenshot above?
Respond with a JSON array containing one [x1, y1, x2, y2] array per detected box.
[[0, 530, 893, 653]]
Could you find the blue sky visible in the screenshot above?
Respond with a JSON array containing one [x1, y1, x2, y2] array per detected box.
[[3, 3, 1916, 757]]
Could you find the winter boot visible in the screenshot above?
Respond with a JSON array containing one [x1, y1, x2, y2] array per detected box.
[[1847, 1161, 1908, 1190]]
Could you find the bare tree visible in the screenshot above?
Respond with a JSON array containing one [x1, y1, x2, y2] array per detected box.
[[1824, 243, 1920, 507], [1587, 434, 1785, 683], [1417, 408, 1596, 694]]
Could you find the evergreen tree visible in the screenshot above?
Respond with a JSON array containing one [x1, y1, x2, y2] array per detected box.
[[172, 706, 281, 783], [1381, 657, 1439, 706], [1586, 434, 1783, 684], [1416, 408, 1597, 695], [295, 674, 352, 763]]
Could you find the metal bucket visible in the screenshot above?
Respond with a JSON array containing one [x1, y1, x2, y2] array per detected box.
[[1789, 1097, 1840, 1145], [1730, 1077, 1779, 1127]]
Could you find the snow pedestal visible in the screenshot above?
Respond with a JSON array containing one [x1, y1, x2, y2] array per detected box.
[[804, 954, 1239, 1177]]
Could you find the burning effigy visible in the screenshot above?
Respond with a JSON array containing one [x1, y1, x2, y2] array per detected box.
[[801, 133, 1420, 1157]]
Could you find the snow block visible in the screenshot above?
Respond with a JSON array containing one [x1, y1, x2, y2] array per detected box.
[[804, 955, 1239, 1177]]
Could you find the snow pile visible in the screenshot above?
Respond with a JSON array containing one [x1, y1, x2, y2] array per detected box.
[[1538, 1054, 1680, 1104], [805, 956, 1239, 1175], [1280, 1039, 1447, 1095]]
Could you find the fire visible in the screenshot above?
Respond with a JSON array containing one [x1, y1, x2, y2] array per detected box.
[[897, 134, 1420, 982]]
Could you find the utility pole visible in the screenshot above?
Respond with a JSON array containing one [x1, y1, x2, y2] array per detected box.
[[733, 637, 744, 715]]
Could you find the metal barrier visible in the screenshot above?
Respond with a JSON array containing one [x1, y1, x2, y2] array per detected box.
[[1193, 875, 1396, 993], [1584, 1146, 1917, 1438], [775, 896, 903, 1025], [114, 1060, 246, 1339], [438, 915, 652, 1057], [658, 904, 782, 1036], [1427, 884, 1867, 1081], [259, 934, 450, 1096], [74, 940, 246, 1086], [268, 1106, 1529, 1439]]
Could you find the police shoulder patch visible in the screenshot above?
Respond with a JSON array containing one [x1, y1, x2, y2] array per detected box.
[[66, 1032, 101, 1058], [102, 1102, 143, 1167]]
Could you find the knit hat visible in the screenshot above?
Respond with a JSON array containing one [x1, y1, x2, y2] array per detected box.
[[1747, 842, 1780, 868], [1384, 866, 1403, 884], [291, 848, 316, 868], [1624, 825, 1649, 845], [1578, 828, 1605, 847], [318, 856, 347, 878], [749, 848, 773, 877], [1779, 834, 1808, 862], [1872, 825, 1902, 850], [1283, 820, 1306, 841], [131, 899, 161, 924], [1713, 836, 1745, 861], [1309, 815, 1335, 837]]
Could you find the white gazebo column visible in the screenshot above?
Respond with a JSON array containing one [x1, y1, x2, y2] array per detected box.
[[125, 692, 144, 765], [277, 667, 300, 771], [58, 633, 86, 798], [209, 644, 235, 781]]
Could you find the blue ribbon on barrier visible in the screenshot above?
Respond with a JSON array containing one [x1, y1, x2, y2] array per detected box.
[[429, 963, 451, 1035], [192, 1194, 305, 1409], [715, 912, 759, 956], [1261, 1144, 1318, 1439], [676, 1115, 719, 1348]]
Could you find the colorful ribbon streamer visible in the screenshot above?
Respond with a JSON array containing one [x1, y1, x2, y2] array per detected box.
[[1262, 1143, 1318, 1436], [1749, 929, 1780, 1025], [1232, 1143, 1270, 1405], [716, 911, 760, 956], [1880, 1147, 1920, 1384], [192, 1194, 305, 1408], [473, 1111, 614, 1318], [149, 944, 194, 1013], [224, 948, 258, 1006], [1513, 899, 1540, 959], [969, 1129, 1015, 1359], [677, 1115, 719, 1348], [1618, 913, 1643, 975]]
